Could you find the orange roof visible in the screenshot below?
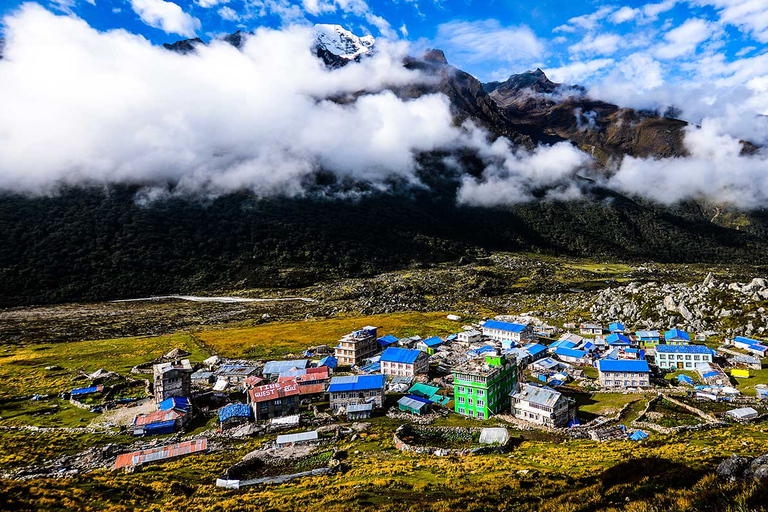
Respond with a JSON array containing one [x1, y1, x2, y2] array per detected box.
[[115, 439, 207, 469], [133, 409, 185, 426], [248, 380, 300, 403], [243, 375, 265, 387]]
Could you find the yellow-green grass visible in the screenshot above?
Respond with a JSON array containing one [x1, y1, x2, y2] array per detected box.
[[195, 312, 470, 359], [563, 262, 635, 274], [0, 333, 209, 399], [734, 367, 768, 396], [0, 398, 100, 428], [572, 392, 648, 419]]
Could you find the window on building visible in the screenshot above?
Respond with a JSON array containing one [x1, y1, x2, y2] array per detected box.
[[458, 396, 465, 404]]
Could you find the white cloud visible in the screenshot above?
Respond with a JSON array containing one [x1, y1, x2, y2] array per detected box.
[[608, 120, 768, 207], [399, 23, 408, 37], [130, 0, 201, 37], [695, 0, 768, 42], [0, 4, 466, 195], [217, 6, 239, 20], [555, 6, 615, 33], [642, 0, 677, 20], [569, 33, 622, 56], [435, 19, 545, 66], [609, 6, 641, 24], [545, 58, 615, 83], [197, 0, 229, 8], [655, 18, 713, 59]]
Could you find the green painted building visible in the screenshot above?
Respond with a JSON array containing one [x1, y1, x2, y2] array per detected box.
[[452, 355, 518, 419]]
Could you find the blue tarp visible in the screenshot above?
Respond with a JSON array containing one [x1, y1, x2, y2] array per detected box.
[[630, 430, 649, 441], [318, 356, 338, 369], [568, 417, 581, 427], [548, 379, 565, 387], [138, 421, 177, 436], [359, 362, 381, 373], [71, 386, 101, 396], [219, 403, 252, 423], [677, 375, 695, 385]]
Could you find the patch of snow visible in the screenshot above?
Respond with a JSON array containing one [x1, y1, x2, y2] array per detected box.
[[314, 24, 374, 60]]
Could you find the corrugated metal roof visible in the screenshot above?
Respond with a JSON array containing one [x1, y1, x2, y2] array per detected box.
[[298, 383, 326, 395], [378, 335, 399, 346], [328, 374, 385, 392], [346, 403, 373, 413], [554, 347, 588, 359], [398, 396, 430, 411], [727, 407, 758, 419], [134, 409, 185, 426], [513, 383, 562, 407], [636, 330, 660, 338], [597, 359, 650, 373], [421, 336, 443, 347], [115, 439, 207, 469], [606, 333, 631, 345], [263, 359, 309, 375], [609, 322, 625, 332], [276, 431, 318, 445], [248, 380, 300, 403], [549, 339, 576, 350], [483, 320, 527, 333], [522, 343, 547, 355], [665, 329, 690, 341], [380, 347, 423, 364]]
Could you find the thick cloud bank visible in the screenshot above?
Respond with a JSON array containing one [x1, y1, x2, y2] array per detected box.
[[1, 4, 767, 210]]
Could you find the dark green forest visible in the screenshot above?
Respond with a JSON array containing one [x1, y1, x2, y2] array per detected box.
[[1, 182, 767, 307]]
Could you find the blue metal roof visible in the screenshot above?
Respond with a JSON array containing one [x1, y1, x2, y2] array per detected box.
[[318, 356, 338, 369], [554, 347, 588, 359], [606, 333, 631, 345], [482, 320, 527, 333], [609, 322, 625, 332], [328, 374, 385, 392], [359, 362, 381, 373], [656, 344, 712, 354], [219, 403, 252, 422], [378, 335, 399, 347], [548, 339, 576, 349], [523, 343, 547, 356], [380, 347, 423, 364], [665, 329, 690, 341], [142, 421, 178, 434], [597, 359, 650, 373], [158, 396, 190, 411], [421, 336, 443, 347]]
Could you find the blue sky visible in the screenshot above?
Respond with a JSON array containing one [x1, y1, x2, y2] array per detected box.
[[1, 0, 766, 84]]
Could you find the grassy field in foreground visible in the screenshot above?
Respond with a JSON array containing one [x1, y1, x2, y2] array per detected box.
[[195, 312, 471, 359], [0, 333, 210, 399]]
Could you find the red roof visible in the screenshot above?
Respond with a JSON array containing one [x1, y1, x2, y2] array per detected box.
[[248, 380, 300, 403], [298, 383, 326, 395], [115, 439, 207, 469], [244, 375, 265, 387], [133, 409, 185, 426]]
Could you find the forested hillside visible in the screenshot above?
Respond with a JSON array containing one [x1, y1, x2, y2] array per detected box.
[[1, 184, 766, 306]]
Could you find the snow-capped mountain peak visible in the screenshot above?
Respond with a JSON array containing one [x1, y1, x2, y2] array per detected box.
[[314, 24, 375, 60]]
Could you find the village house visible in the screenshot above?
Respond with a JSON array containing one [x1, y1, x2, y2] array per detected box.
[[453, 355, 518, 420], [248, 380, 300, 421], [153, 359, 193, 404], [732, 336, 768, 357], [334, 327, 380, 366], [510, 383, 577, 427], [457, 329, 482, 345], [606, 333, 632, 347], [379, 347, 430, 377], [664, 328, 691, 345], [580, 323, 603, 335], [212, 365, 260, 385], [609, 322, 625, 333], [481, 320, 534, 346], [655, 344, 714, 370], [398, 395, 431, 415], [553, 347, 590, 364], [416, 336, 444, 354], [328, 374, 386, 412], [346, 403, 373, 420], [279, 367, 329, 401], [596, 359, 651, 388], [636, 330, 661, 346]]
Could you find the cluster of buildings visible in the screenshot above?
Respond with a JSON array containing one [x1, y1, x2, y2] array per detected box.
[[122, 315, 765, 437]]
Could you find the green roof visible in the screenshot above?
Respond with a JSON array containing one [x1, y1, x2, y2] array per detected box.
[[408, 383, 441, 400]]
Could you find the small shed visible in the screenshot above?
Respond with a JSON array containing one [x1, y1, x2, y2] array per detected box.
[[218, 403, 252, 427], [731, 369, 750, 379], [346, 403, 373, 420], [397, 395, 431, 415], [727, 407, 759, 422], [479, 427, 509, 445], [276, 430, 318, 447]]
